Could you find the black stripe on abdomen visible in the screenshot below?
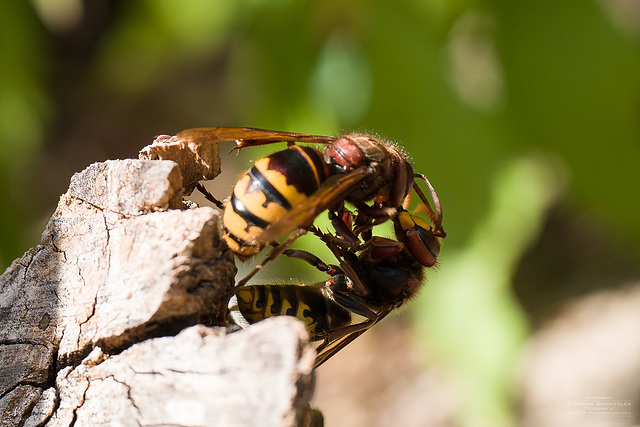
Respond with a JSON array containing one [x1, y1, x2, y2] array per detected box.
[[229, 193, 270, 230], [247, 167, 292, 210]]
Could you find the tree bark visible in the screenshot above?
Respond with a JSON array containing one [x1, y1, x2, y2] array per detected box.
[[0, 136, 321, 426]]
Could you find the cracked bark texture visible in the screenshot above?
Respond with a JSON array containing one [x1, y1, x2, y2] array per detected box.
[[0, 151, 321, 426], [139, 133, 222, 195]]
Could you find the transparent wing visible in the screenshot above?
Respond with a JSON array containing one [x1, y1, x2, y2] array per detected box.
[[176, 127, 337, 150], [314, 304, 395, 368]]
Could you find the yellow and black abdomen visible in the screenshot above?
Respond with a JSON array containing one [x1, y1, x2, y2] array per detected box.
[[235, 284, 351, 341], [222, 145, 330, 258]]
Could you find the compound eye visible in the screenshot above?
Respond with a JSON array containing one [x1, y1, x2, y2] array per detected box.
[[326, 137, 364, 170], [389, 161, 413, 206], [403, 162, 414, 200], [394, 210, 440, 267]]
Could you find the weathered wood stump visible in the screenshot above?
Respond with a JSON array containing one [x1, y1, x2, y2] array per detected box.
[[0, 135, 321, 426]]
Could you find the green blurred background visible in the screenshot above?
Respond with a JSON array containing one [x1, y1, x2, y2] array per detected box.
[[2, 0, 640, 426]]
